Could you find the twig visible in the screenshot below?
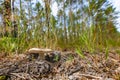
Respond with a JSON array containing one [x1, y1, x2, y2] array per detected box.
[[73, 73, 102, 79], [10, 73, 26, 79], [10, 73, 33, 80], [68, 67, 81, 75]]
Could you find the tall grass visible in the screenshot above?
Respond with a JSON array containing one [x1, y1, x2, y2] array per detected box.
[[0, 0, 119, 56], [0, 22, 120, 56]]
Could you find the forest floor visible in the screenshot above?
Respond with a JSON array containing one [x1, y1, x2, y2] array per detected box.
[[0, 50, 120, 80]]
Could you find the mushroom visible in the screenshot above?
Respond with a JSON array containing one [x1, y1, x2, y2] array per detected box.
[[26, 48, 53, 61]]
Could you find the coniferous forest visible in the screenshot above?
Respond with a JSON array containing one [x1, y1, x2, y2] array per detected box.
[[0, 0, 120, 80]]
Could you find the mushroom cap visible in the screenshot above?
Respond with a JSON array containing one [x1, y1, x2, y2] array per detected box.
[[28, 48, 53, 54]]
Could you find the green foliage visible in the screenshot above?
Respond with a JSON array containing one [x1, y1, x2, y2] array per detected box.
[[0, 76, 6, 80], [67, 54, 74, 61], [53, 55, 59, 62], [105, 47, 109, 59], [0, 0, 119, 55], [75, 48, 85, 58], [0, 37, 17, 55]]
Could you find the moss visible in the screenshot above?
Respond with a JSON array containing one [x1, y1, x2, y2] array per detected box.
[[0, 76, 6, 80]]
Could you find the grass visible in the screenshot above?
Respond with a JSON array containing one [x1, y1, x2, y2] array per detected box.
[[105, 47, 109, 59], [0, 24, 120, 57], [0, 3, 120, 57], [0, 37, 18, 55], [75, 48, 85, 58]]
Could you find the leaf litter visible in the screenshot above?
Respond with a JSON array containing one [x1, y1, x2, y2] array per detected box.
[[0, 50, 120, 80]]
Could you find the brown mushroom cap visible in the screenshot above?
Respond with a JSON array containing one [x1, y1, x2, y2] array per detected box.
[[28, 48, 53, 54]]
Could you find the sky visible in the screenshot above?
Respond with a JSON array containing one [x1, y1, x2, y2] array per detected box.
[[51, 0, 120, 31], [1, 0, 120, 31], [108, 0, 120, 31], [51, 1, 58, 16]]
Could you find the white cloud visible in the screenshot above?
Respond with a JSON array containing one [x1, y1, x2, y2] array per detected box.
[[110, 0, 120, 11], [109, 0, 120, 31], [51, 1, 58, 16]]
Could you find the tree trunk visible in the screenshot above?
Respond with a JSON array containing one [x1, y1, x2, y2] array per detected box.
[[44, 0, 51, 47], [11, 0, 18, 37], [63, 0, 67, 44], [3, 0, 11, 37]]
